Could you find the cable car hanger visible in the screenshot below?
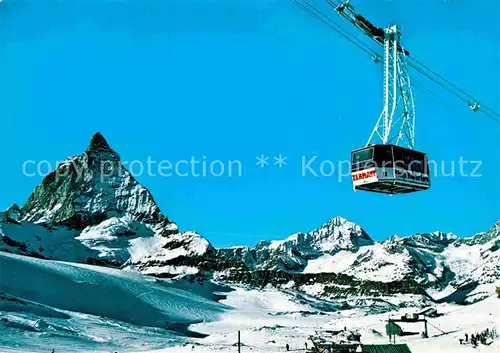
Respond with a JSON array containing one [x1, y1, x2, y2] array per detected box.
[[293, 0, 500, 195]]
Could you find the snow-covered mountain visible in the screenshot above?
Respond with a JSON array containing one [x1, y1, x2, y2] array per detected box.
[[0, 204, 21, 222], [217, 220, 499, 304], [1, 132, 498, 305], [3, 250, 497, 352], [0, 251, 229, 352], [0, 133, 214, 276], [21, 132, 164, 228], [217, 217, 373, 272]]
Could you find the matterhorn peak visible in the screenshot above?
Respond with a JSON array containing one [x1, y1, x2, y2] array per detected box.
[[85, 132, 120, 162], [20, 133, 163, 229], [87, 132, 112, 152]]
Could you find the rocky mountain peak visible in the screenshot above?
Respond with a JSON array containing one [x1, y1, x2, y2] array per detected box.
[[399, 231, 458, 253], [328, 216, 349, 226], [1, 133, 219, 276], [222, 216, 376, 272], [87, 132, 112, 153], [85, 132, 120, 163], [0, 204, 21, 222], [7, 203, 21, 214], [310, 216, 374, 252], [20, 133, 164, 229]]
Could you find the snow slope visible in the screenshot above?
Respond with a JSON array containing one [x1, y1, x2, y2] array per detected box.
[[303, 242, 412, 282], [1, 252, 498, 352], [143, 283, 500, 353], [0, 252, 228, 352], [220, 219, 500, 302]]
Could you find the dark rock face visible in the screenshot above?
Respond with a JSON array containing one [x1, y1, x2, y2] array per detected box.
[[87, 132, 112, 152], [216, 268, 426, 299], [20, 132, 166, 230]]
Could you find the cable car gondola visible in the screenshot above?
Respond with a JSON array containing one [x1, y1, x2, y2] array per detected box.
[[351, 144, 430, 194], [294, 0, 500, 195]]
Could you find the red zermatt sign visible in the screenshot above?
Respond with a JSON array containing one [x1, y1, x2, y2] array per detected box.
[[352, 169, 376, 181]]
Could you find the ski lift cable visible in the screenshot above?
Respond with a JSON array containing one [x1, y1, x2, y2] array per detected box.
[[296, 1, 500, 125], [408, 58, 500, 122], [408, 57, 476, 100], [410, 67, 500, 125], [293, 0, 378, 59], [411, 77, 462, 113], [295, 2, 493, 125], [427, 321, 447, 335], [475, 108, 500, 125], [326, 0, 499, 119], [304, 0, 500, 124], [295, 2, 465, 118], [408, 62, 472, 104], [409, 56, 500, 114], [294, 0, 374, 53], [293, 0, 380, 60]]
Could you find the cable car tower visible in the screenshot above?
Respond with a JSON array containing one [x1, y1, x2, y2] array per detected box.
[[327, 1, 428, 194], [294, 0, 500, 195], [333, 1, 417, 150], [366, 24, 415, 150]]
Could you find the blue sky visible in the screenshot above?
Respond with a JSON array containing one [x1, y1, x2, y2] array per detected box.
[[0, 0, 499, 247]]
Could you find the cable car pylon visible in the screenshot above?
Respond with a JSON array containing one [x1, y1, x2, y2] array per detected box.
[[296, 0, 500, 194], [366, 24, 415, 150], [332, 0, 430, 194], [295, 0, 432, 194]]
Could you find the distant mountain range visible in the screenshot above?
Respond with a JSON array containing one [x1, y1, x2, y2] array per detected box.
[[1, 133, 498, 310]]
